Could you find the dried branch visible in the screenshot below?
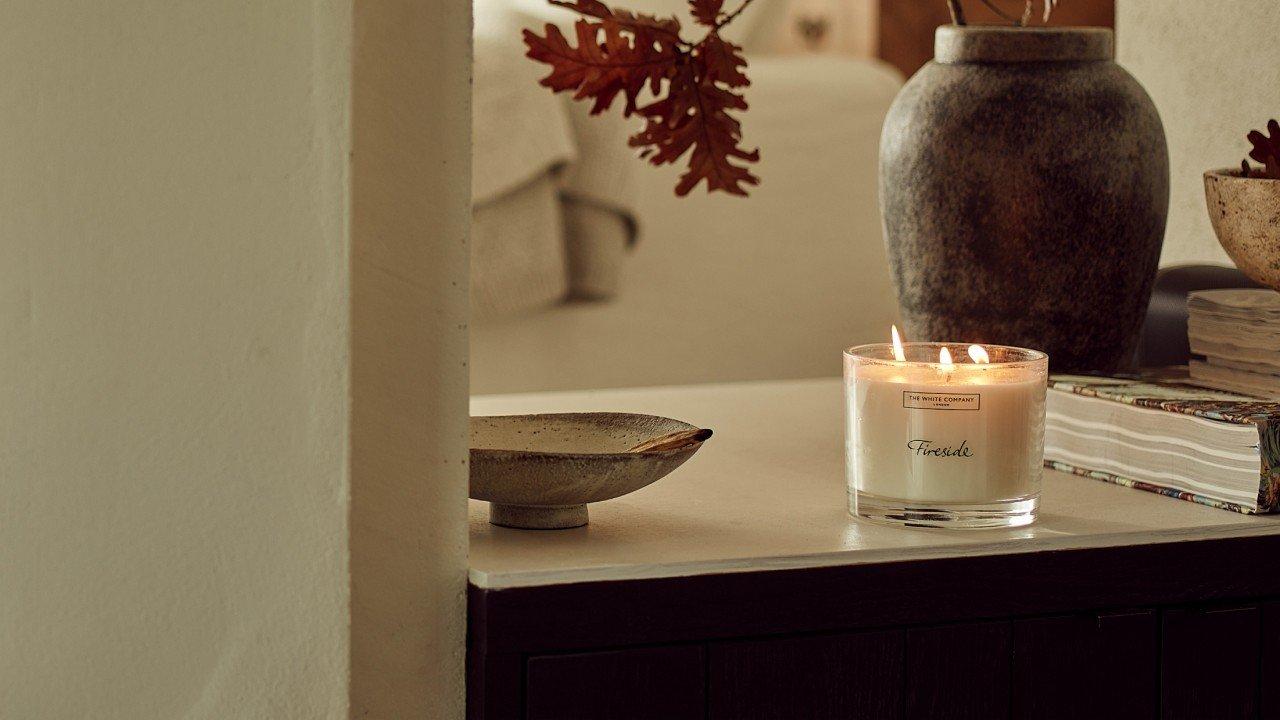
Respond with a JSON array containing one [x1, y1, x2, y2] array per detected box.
[[715, 0, 758, 29], [949, 0, 1061, 26], [977, 0, 1023, 25]]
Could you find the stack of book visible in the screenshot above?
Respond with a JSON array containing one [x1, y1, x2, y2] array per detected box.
[[1187, 288, 1280, 398], [1044, 373, 1280, 514]]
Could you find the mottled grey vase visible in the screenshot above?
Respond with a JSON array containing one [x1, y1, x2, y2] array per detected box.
[[879, 26, 1169, 373]]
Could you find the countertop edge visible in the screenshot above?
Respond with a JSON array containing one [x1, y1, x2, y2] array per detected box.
[[468, 521, 1280, 590]]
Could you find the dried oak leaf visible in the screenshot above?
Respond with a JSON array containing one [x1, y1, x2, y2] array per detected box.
[[524, 0, 760, 196], [523, 0, 681, 115], [699, 32, 749, 86], [553, 0, 684, 45], [1247, 119, 1280, 180], [689, 0, 725, 26], [629, 34, 759, 196]]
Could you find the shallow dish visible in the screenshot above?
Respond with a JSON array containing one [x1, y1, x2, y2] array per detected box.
[[470, 413, 711, 529]]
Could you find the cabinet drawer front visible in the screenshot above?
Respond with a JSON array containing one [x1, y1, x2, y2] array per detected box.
[[526, 645, 704, 720], [1161, 605, 1261, 720], [710, 629, 904, 719], [905, 621, 1012, 720], [1012, 611, 1157, 720]]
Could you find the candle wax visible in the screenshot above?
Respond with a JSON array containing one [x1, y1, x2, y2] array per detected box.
[[846, 361, 1045, 504]]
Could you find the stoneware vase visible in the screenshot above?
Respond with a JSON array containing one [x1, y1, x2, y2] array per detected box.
[[1204, 169, 1280, 292], [879, 26, 1169, 373]]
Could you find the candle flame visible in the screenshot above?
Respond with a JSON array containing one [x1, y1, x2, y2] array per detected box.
[[938, 346, 954, 370], [890, 325, 906, 362], [968, 344, 990, 364]]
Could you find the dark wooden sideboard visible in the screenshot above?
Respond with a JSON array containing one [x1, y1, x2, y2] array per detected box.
[[469, 533, 1280, 720]]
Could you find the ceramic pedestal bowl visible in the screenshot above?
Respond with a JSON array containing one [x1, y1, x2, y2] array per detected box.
[[1205, 169, 1280, 291], [470, 413, 712, 529]]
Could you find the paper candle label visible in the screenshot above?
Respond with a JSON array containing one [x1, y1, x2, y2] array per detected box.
[[901, 391, 981, 411]]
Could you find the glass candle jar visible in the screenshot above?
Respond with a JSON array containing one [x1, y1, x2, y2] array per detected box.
[[844, 342, 1048, 529]]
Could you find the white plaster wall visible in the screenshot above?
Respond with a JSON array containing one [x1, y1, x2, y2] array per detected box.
[[348, 1, 471, 717], [0, 2, 352, 717], [1118, 0, 1280, 267]]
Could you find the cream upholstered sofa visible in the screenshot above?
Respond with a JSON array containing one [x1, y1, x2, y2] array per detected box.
[[471, 4, 903, 394]]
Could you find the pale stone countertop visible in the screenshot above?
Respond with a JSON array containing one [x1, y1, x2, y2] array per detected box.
[[469, 378, 1280, 589]]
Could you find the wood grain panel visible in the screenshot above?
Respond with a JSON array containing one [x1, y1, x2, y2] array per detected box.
[[1012, 611, 1157, 719], [1094, 610, 1160, 720], [525, 645, 705, 720], [1161, 605, 1260, 720], [1012, 614, 1092, 719], [905, 621, 1012, 720], [465, 650, 522, 720], [468, 541, 1280, 718], [710, 629, 904, 719], [1260, 601, 1280, 720]]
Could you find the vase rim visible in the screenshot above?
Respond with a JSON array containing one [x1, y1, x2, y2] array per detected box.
[[935, 25, 1113, 64], [1205, 167, 1280, 184]]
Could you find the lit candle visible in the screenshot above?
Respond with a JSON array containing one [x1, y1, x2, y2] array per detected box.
[[844, 327, 1047, 528]]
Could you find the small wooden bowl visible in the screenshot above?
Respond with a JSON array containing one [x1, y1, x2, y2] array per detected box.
[[470, 413, 712, 529]]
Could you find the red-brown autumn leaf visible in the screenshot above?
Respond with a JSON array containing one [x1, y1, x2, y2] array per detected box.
[[523, 0, 760, 196], [629, 34, 758, 196], [1246, 119, 1280, 180], [699, 33, 749, 87], [630, 74, 760, 196], [523, 2, 680, 116], [553, 0, 683, 40], [689, 0, 725, 26]]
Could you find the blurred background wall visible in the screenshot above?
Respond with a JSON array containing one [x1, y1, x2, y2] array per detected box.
[[1118, 0, 1280, 267], [469, 0, 1120, 394]]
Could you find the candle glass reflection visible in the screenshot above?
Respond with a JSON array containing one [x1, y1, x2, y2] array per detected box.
[[844, 342, 1048, 529]]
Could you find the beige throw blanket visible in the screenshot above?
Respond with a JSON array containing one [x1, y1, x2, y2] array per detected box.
[[472, 1, 638, 321]]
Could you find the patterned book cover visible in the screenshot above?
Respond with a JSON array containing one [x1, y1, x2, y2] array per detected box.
[[1047, 373, 1280, 514]]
